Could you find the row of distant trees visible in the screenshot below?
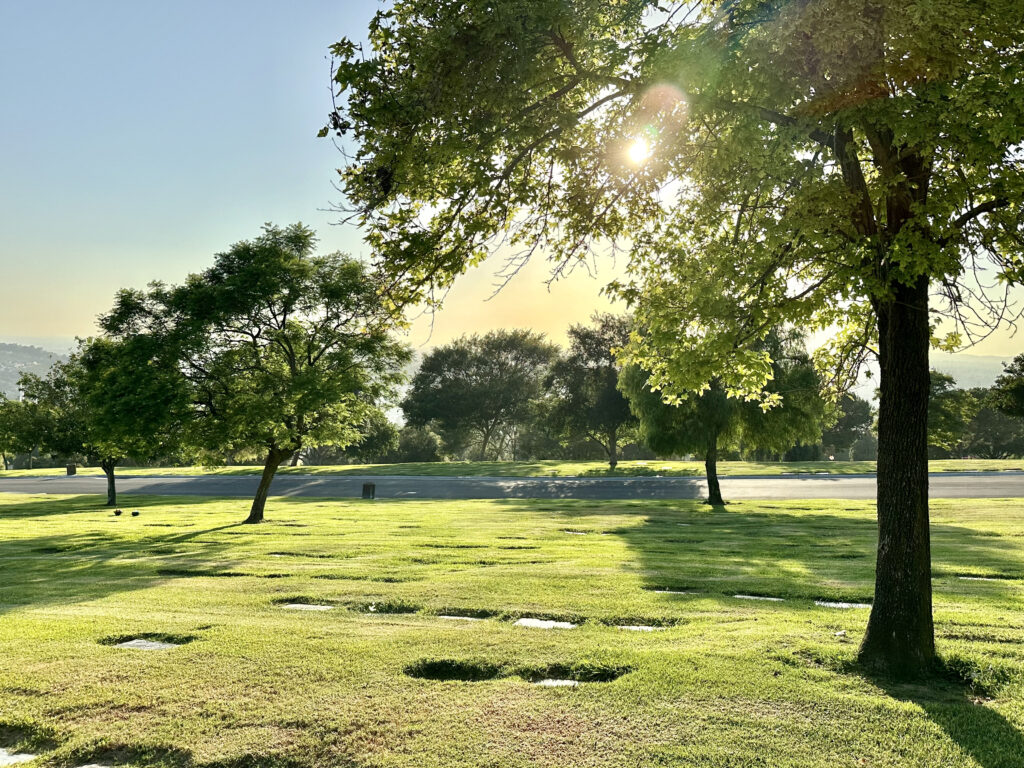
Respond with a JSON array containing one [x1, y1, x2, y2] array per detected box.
[[6, 297, 1024, 501]]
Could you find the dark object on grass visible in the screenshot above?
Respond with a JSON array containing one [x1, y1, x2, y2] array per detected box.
[[113, 509, 123, 516], [66, 464, 76, 476], [362, 483, 376, 500], [131, 510, 140, 517]]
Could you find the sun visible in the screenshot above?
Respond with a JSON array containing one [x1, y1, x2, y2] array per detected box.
[[626, 136, 652, 165]]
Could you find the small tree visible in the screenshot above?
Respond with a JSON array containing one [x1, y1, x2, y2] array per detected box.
[[545, 314, 636, 468], [340, 409, 401, 463], [102, 223, 409, 523], [927, 372, 976, 457], [991, 355, 1024, 419], [963, 388, 1024, 459], [0, 398, 36, 470], [386, 425, 443, 463], [621, 330, 824, 504], [620, 366, 735, 504], [402, 330, 557, 460], [822, 395, 874, 461], [13, 338, 179, 505]]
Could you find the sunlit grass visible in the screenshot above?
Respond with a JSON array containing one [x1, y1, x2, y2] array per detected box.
[[1, 492, 1023, 766]]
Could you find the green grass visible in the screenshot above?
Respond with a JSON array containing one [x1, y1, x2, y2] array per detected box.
[[5, 457, 1024, 478], [1, 492, 1023, 767]]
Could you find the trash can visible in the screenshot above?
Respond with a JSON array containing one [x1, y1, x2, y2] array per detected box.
[[361, 483, 376, 500], [66, 464, 77, 476]]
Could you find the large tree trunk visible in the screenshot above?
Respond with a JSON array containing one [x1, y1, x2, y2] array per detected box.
[[705, 432, 723, 505], [859, 277, 935, 675], [101, 458, 117, 507], [289, 450, 301, 467], [245, 447, 292, 524]]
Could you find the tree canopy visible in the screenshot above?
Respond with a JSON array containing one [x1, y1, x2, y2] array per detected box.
[[102, 223, 409, 522], [545, 314, 636, 468], [402, 330, 557, 459], [11, 338, 180, 505], [621, 328, 824, 503]]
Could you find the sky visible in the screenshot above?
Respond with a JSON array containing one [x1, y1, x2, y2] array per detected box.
[[0, 0, 617, 354], [0, 1, 1019, 366]]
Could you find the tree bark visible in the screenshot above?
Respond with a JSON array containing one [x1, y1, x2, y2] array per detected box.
[[705, 432, 723, 505], [101, 458, 117, 507], [859, 277, 935, 675], [608, 427, 618, 470], [245, 447, 292, 524], [289, 450, 300, 467]]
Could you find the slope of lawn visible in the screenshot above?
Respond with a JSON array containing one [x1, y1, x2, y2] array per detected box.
[[1, 493, 1023, 767], [4, 457, 1024, 478]]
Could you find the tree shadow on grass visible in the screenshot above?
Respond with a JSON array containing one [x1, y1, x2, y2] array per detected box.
[[0, 495, 251, 617], [507, 498, 1024, 603], [866, 671, 1024, 768], [0, 492, 222, 519]]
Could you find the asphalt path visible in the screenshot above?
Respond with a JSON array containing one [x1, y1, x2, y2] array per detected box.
[[1, 471, 1024, 500]]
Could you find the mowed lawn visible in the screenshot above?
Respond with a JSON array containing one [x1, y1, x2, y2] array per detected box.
[[4, 458, 1024, 478], [1, 494, 1023, 767]]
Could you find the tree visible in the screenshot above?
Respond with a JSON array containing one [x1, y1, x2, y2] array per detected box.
[[402, 330, 557, 460], [621, 329, 824, 504], [545, 314, 636, 468], [385, 425, 443, 463], [339, 409, 401, 464], [102, 224, 409, 523], [620, 366, 735, 504], [821, 395, 873, 461], [991, 354, 1024, 419], [962, 388, 1024, 459], [13, 338, 179, 505], [325, 0, 1024, 674], [927, 371, 976, 457], [0, 398, 36, 470]]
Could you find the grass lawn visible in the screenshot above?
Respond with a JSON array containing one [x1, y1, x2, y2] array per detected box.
[[4, 458, 1024, 479], [1, 493, 1023, 767]]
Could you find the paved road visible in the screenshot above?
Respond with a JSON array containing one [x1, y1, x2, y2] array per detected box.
[[1, 472, 1024, 500]]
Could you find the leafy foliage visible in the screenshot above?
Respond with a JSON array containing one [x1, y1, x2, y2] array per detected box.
[[325, 0, 1024, 671], [927, 371, 977, 454], [545, 314, 636, 467], [991, 354, 1024, 419], [821, 395, 874, 461], [101, 223, 409, 520], [402, 330, 557, 459]]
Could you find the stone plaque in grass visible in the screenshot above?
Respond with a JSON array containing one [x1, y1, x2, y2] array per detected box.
[[100, 632, 195, 650], [815, 600, 871, 609], [514, 617, 577, 629], [115, 639, 179, 650], [734, 594, 785, 602], [0, 749, 36, 766], [357, 600, 420, 615]]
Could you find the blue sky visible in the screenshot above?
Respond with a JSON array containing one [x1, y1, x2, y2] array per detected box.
[[0, 2, 1017, 367], [0, 1, 616, 351]]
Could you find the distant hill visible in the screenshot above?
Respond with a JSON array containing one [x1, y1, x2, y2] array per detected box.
[[0, 343, 66, 398], [852, 351, 1018, 402], [931, 351, 1016, 390]]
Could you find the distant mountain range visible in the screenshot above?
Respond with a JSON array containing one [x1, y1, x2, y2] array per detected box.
[[931, 351, 1017, 389], [851, 351, 1016, 402], [0, 343, 67, 398]]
